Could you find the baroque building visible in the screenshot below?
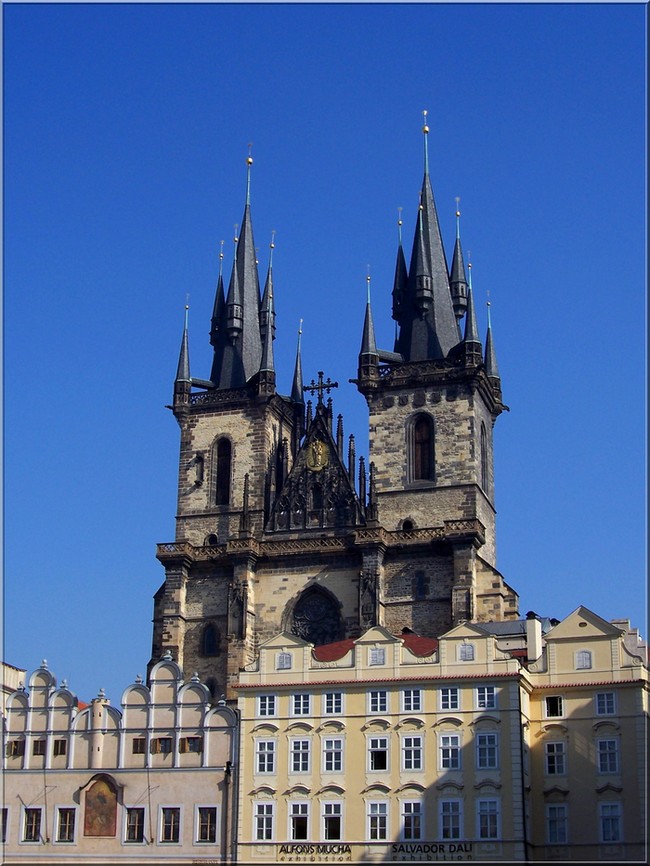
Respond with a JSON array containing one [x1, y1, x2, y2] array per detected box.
[[150, 121, 518, 702]]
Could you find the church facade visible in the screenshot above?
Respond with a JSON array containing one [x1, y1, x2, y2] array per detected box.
[[150, 121, 518, 704]]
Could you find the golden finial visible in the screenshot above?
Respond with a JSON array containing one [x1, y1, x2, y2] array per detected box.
[[397, 206, 403, 227], [455, 195, 461, 218], [247, 142, 253, 166], [233, 223, 239, 244], [270, 229, 276, 250], [219, 239, 224, 260], [422, 109, 429, 134]]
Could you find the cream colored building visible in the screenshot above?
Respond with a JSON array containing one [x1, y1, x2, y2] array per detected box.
[[234, 610, 647, 863], [1, 654, 237, 863]]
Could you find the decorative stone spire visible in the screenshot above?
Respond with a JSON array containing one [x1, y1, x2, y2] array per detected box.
[[258, 247, 276, 395], [291, 320, 305, 454], [173, 303, 192, 415], [484, 297, 502, 402], [259, 231, 276, 344], [210, 240, 225, 348], [396, 111, 459, 362], [391, 207, 408, 326], [449, 198, 468, 325], [358, 269, 379, 383], [461, 262, 482, 368]]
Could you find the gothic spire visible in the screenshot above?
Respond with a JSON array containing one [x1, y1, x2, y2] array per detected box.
[[260, 232, 276, 344], [358, 270, 379, 383], [449, 199, 468, 325], [391, 207, 408, 325], [396, 111, 460, 362], [463, 263, 480, 343], [291, 320, 305, 406], [175, 304, 191, 383], [484, 298, 502, 402], [210, 240, 225, 349]]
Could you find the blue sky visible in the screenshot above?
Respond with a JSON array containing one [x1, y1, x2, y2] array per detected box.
[[3, 2, 646, 705]]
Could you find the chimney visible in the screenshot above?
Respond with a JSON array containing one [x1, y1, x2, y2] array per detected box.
[[525, 611, 543, 662]]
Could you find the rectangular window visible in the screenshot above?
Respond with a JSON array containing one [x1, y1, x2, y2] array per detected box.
[[545, 742, 566, 775], [401, 801, 423, 841], [545, 695, 564, 718], [477, 799, 499, 840], [323, 738, 343, 772], [440, 734, 461, 770], [369, 690, 388, 714], [53, 739, 67, 757], [323, 803, 342, 841], [402, 688, 422, 712], [160, 807, 181, 843], [32, 739, 46, 756], [179, 736, 203, 753], [132, 737, 146, 754], [575, 650, 592, 670], [597, 739, 619, 774], [440, 800, 461, 840], [369, 736, 388, 771], [255, 802, 274, 841], [402, 735, 423, 771], [596, 692, 616, 716], [292, 693, 311, 716], [1, 808, 7, 844], [197, 807, 217, 843], [276, 652, 292, 670], [440, 687, 460, 711], [152, 737, 173, 754], [258, 695, 277, 717], [599, 803, 622, 843], [125, 807, 145, 843], [290, 739, 310, 773], [369, 647, 386, 665], [324, 692, 343, 715], [290, 802, 309, 841], [368, 802, 388, 840], [459, 643, 475, 660], [256, 740, 276, 774], [56, 808, 75, 843], [7, 739, 25, 757], [476, 686, 497, 710], [476, 732, 499, 770], [23, 808, 42, 842], [546, 804, 568, 844]]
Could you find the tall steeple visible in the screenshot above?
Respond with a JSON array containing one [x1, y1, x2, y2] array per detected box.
[[358, 269, 379, 382], [258, 237, 276, 394], [173, 304, 191, 414], [210, 150, 263, 389], [449, 199, 468, 327], [395, 112, 460, 362], [391, 208, 408, 339], [484, 298, 502, 401], [461, 262, 482, 367]]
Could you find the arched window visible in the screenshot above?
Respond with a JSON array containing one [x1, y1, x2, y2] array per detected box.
[[201, 624, 219, 656], [480, 423, 488, 491], [290, 588, 343, 647], [411, 414, 435, 482], [214, 438, 231, 506]]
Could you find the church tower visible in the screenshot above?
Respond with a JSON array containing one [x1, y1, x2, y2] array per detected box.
[[150, 128, 518, 700]]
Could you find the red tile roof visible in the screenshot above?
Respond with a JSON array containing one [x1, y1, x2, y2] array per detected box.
[[311, 632, 438, 662]]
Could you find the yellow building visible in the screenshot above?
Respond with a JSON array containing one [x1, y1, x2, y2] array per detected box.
[[235, 610, 647, 863]]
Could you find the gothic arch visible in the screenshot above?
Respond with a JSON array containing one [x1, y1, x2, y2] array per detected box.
[[211, 436, 232, 506], [407, 413, 435, 482], [285, 585, 344, 647]]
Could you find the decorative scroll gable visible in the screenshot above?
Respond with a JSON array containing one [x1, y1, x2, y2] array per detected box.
[[266, 407, 365, 532]]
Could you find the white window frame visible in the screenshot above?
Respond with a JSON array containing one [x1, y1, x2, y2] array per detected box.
[[595, 691, 616, 716], [195, 805, 218, 844], [322, 801, 343, 841], [439, 733, 461, 770], [575, 649, 592, 670], [476, 685, 497, 710], [402, 688, 422, 712], [253, 801, 274, 842], [400, 800, 423, 841], [124, 805, 147, 844], [544, 741, 566, 776], [459, 642, 475, 661], [597, 738, 619, 774], [159, 805, 182, 844], [599, 802, 623, 843], [476, 798, 500, 840], [255, 738, 276, 774], [368, 689, 388, 714], [544, 695, 564, 718], [289, 738, 311, 774], [439, 799, 462, 840], [401, 734, 423, 771], [368, 735, 389, 772], [288, 800, 310, 841], [276, 652, 292, 670], [440, 686, 460, 711], [476, 732, 499, 770], [367, 801, 389, 841], [322, 737, 343, 773], [257, 694, 277, 717], [545, 803, 568, 844], [54, 806, 76, 844], [323, 691, 343, 715], [292, 693, 311, 716], [369, 647, 386, 666], [21, 806, 42, 844]]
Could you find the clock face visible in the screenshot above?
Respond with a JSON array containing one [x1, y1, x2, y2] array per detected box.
[[306, 439, 329, 472]]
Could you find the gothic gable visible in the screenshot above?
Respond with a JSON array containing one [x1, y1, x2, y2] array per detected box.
[[266, 406, 365, 532]]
